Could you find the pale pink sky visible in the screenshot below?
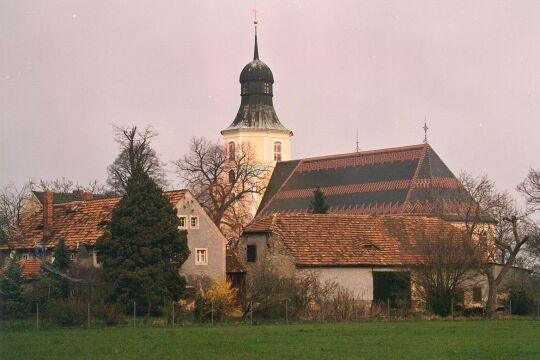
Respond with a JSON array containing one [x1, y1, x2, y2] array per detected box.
[[1, 1, 539, 196]]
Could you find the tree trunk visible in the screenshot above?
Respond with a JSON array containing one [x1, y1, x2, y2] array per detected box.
[[485, 273, 499, 316]]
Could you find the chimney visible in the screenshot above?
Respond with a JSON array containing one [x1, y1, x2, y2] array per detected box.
[[43, 191, 53, 240], [82, 192, 93, 201], [72, 189, 84, 197]]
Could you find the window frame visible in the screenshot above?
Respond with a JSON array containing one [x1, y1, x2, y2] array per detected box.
[[228, 141, 235, 161], [190, 216, 199, 229], [21, 253, 30, 260], [195, 248, 208, 265], [247, 244, 257, 263], [178, 215, 188, 229], [472, 286, 483, 302], [273, 141, 282, 162]]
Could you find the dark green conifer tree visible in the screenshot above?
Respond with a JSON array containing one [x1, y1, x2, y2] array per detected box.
[[53, 238, 71, 272], [95, 168, 190, 315], [0, 261, 26, 320], [308, 187, 330, 214]]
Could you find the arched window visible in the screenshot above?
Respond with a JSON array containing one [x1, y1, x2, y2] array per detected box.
[[228, 142, 235, 161], [479, 230, 488, 248], [241, 83, 248, 95], [274, 141, 282, 162], [263, 83, 270, 94], [228, 170, 236, 184]]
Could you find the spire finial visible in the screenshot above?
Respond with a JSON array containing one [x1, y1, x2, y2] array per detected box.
[[253, 7, 259, 60], [355, 129, 360, 152], [423, 117, 429, 144]]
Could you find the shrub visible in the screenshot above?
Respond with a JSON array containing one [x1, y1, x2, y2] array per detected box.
[[46, 298, 87, 327], [194, 278, 237, 321], [93, 303, 124, 326]]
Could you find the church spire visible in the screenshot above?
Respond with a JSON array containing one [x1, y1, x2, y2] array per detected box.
[[253, 10, 259, 60]]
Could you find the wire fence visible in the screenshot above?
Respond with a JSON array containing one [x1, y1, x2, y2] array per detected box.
[[2, 298, 540, 331]]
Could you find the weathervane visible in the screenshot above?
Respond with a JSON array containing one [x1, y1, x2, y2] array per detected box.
[[422, 118, 429, 144]]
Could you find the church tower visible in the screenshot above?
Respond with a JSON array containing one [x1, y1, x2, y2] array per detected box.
[[221, 19, 292, 211], [221, 20, 292, 163]]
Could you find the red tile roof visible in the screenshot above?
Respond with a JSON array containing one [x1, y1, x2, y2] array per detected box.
[[245, 214, 471, 267], [5, 190, 186, 250], [18, 258, 42, 276], [257, 144, 493, 223]]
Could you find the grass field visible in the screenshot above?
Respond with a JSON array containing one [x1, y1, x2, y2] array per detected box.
[[1, 320, 539, 359]]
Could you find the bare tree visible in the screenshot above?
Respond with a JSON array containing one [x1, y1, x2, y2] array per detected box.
[[33, 178, 107, 194], [0, 183, 31, 249], [107, 125, 166, 193], [518, 168, 540, 213], [460, 172, 538, 315], [414, 225, 483, 316], [174, 137, 269, 239]]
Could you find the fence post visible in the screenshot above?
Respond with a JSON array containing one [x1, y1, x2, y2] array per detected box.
[[172, 301, 175, 327], [87, 302, 90, 329], [36, 303, 39, 330], [451, 299, 454, 319], [250, 302, 253, 325], [285, 299, 288, 325], [133, 301, 136, 328], [387, 298, 390, 317], [509, 300, 512, 318], [353, 298, 357, 320], [211, 301, 214, 326]]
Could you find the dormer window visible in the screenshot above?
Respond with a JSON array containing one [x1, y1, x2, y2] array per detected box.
[[263, 83, 270, 94], [228, 142, 235, 161], [274, 141, 282, 162]]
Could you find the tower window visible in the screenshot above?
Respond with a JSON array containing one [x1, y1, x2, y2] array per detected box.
[[274, 141, 282, 162], [228, 170, 236, 184], [228, 142, 235, 161], [263, 83, 270, 94], [241, 83, 248, 95]]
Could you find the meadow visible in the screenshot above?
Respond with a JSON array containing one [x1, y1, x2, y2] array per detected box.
[[1, 320, 540, 359]]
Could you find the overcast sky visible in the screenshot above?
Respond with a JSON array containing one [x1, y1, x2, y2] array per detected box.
[[1, 1, 539, 198]]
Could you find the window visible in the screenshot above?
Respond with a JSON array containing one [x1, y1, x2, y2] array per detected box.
[[247, 244, 257, 262], [473, 287, 482, 302], [22, 253, 30, 260], [241, 83, 248, 95], [228, 170, 236, 184], [479, 230, 488, 248], [274, 141, 282, 161], [178, 216, 187, 229], [190, 216, 199, 229], [195, 248, 208, 265], [263, 83, 270, 94], [228, 142, 235, 161], [70, 252, 77, 260]]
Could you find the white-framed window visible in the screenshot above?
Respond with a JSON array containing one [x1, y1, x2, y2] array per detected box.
[[178, 216, 188, 229], [190, 216, 199, 229], [70, 252, 76, 260], [274, 141, 282, 162], [263, 83, 271, 94], [22, 253, 30, 260], [228, 141, 235, 161], [195, 248, 208, 265]]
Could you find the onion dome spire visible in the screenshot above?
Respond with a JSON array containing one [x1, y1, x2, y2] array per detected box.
[[221, 15, 291, 135], [254, 13, 259, 60]]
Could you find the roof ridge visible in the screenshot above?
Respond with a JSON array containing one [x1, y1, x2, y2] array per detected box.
[[292, 144, 426, 163], [401, 143, 428, 211]]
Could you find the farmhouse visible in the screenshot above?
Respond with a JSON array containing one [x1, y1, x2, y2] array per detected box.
[[241, 213, 489, 310], [1, 190, 227, 284]]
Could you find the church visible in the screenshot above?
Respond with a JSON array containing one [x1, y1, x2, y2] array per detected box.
[[226, 21, 494, 310]]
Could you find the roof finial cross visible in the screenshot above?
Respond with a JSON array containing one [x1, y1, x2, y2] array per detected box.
[[252, 6, 259, 60], [422, 117, 429, 144]]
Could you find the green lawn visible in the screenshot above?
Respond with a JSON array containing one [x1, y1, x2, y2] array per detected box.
[[1, 320, 539, 359]]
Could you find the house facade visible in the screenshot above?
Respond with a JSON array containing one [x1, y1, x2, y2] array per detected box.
[[241, 213, 490, 310], [1, 190, 227, 284]]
